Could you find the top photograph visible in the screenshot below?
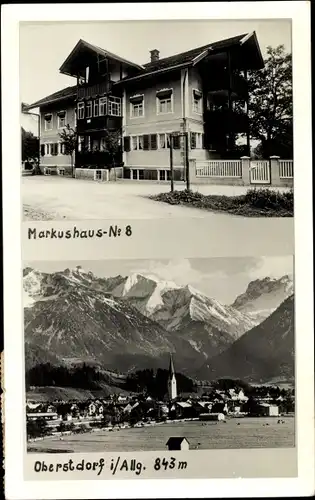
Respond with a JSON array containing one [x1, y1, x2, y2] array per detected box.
[[21, 19, 293, 221]]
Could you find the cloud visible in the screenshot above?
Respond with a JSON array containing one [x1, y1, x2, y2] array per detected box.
[[131, 258, 207, 287], [248, 256, 293, 280]]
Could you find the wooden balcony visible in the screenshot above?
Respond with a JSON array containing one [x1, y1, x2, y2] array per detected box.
[[77, 81, 113, 99], [76, 149, 122, 168], [205, 109, 248, 134], [206, 72, 248, 99]]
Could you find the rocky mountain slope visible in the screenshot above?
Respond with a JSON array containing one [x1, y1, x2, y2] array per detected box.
[[23, 267, 294, 383], [199, 295, 294, 383], [231, 275, 293, 322]]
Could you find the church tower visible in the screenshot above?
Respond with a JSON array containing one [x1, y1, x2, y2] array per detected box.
[[167, 354, 177, 401]]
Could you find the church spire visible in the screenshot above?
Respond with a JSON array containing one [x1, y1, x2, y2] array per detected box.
[[169, 353, 175, 377], [167, 354, 177, 401]]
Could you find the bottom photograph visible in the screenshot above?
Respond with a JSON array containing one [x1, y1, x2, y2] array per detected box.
[[23, 256, 295, 454]]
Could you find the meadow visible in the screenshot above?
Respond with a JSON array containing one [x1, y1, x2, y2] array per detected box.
[[28, 417, 295, 453]]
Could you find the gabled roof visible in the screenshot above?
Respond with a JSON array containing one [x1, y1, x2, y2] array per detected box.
[[166, 437, 190, 445], [59, 39, 144, 77], [143, 33, 246, 73], [115, 31, 264, 85], [24, 85, 77, 111]]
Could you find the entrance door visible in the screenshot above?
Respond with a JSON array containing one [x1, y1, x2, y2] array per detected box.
[[250, 160, 271, 184]]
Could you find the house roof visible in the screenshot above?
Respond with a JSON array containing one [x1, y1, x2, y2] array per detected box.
[[59, 39, 144, 77], [115, 31, 264, 85], [26, 31, 264, 111], [24, 85, 77, 111], [166, 437, 189, 445]]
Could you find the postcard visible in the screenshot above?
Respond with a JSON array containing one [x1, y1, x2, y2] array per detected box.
[[2, 2, 314, 499]]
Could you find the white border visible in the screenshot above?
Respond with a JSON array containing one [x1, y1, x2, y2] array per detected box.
[[2, 2, 314, 499]]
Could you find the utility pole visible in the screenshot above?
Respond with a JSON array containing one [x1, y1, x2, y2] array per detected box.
[[169, 135, 174, 192]]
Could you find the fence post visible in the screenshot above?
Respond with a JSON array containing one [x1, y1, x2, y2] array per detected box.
[[269, 156, 280, 186], [189, 159, 197, 184], [240, 156, 251, 185]]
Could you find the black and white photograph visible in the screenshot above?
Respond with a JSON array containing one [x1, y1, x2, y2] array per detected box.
[[24, 256, 295, 454], [21, 19, 294, 220], [2, 2, 313, 498]]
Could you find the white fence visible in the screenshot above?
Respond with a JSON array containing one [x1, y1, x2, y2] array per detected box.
[[250, 160, 270, 184], [196, 160, 242, 177], [279, 160, 294, 178]]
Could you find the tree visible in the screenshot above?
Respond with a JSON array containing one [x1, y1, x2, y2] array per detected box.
[[27, 418, 48, 438], [102, 129, 122, 180], [58, 124, 76, 178], [248, 45, 293, 158], [21, 127, 39, 168]]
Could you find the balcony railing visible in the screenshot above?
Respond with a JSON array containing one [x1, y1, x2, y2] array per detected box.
[[77, 81, 113, 99], [76, 150, 122, 168], [205, 109, 248, 133], [206, 72, 248, 98]]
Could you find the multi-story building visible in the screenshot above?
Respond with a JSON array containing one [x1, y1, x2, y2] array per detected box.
[[25, 32, 264, 179]]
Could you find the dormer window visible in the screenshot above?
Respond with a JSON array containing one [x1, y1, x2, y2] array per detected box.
[[156, 88, 173, 114], [57, 110, 66, 128], [44, 113, 53, 131], [192, 89, 203, 114]]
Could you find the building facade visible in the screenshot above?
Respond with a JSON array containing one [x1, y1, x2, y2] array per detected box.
[[25, 33, 264, 179]]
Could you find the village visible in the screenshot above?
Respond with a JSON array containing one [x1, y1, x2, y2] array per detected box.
[[26, 357, 294, 441]]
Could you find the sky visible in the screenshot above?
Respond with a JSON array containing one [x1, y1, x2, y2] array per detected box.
[[19, 19, 291, 106], [24, 256, 293, 304]]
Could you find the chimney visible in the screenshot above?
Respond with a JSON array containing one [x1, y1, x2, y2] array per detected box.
[[150, 49, 160, 62]]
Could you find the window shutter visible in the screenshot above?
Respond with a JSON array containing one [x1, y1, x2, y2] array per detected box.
[[143, 134, 150, 150], [52, 143, 58, 156], [40, 144, 45, 156], [150, 134, 157, 150], [123, 136, 130, 152], [190, 132, 196, 149], [173, 134, 180, 149], [202, 133, 205, 149]]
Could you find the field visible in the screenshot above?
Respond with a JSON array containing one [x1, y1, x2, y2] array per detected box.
[[28, 417, 295, 453]]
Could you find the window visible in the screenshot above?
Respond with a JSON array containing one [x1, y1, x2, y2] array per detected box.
[[78, 136, 84, 152], [100, 137, 106, 151], [159, 170, 166, 181], [138, 170, 144, 180], [99, 97, 107, 116], [192, 89, 203, 114], [108, 97, 121, 116], [158, 133, 171, 149], [44, 113, 53, 131], [190, 132, 203, 149], [131, 136, 144, 150], [77, 102, 85, 119], [59, 142, 66, 155], [130, 95, 144, 118], [86, 101, 92, 119], [156, 89, 173, 114], [94, 100, 99, 117], [159, 133, 166, 149], [57, 111, 66, 129]]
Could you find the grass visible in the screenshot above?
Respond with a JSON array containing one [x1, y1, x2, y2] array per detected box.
[[149, 188, 294, 217], [27, 417, 295, 453]]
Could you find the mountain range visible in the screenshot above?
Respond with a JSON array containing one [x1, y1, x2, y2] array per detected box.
[[23, 266, 294, 383]]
